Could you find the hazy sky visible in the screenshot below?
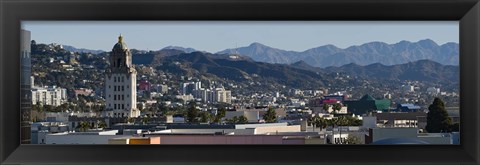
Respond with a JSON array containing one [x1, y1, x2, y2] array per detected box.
[[22, 21, 458, 53]]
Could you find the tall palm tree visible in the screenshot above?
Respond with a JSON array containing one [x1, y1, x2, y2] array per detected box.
[[314, 117, 328, 131]]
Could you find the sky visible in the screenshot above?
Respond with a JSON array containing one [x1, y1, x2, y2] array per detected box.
[[22, 21, 459, 53]]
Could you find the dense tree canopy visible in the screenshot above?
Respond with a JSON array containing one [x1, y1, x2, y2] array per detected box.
[[186, 102, 199, 123], [263, 107, 277, 123], [426, 98, 452, 133]]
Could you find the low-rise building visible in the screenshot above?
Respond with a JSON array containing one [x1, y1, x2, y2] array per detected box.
[[344, 94, 391, 115], [45, 130, 128, 144], [375, 112, 426, 128], [365, 127, 454, 144]]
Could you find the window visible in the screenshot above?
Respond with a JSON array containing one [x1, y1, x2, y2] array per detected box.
[[121, 77, 124, 82], [127, 94, 129, 98], [109, 104, 111, 107], [114, 86, 117, 91], [114, 77, 116, 82], [114, 95, 116, 100], [114, 104, 117, 109], [122, 95, 124, 100], [122, 104, 125, 109], [122, 86, 124, 91], [109, 85, 111, 89], [127, 85, 129, 88]]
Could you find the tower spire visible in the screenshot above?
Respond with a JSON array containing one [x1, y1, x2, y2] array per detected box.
[[118, 34, 123, 43]]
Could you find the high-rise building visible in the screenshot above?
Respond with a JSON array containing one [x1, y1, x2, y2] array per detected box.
[[103, 35, 140, 118], [21, 29, 31, 144], [31, 85, 67, 106]]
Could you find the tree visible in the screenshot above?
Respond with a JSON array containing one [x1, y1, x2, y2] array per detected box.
[[213, 108, 226, 123], [127, 117, 135, 123], [314, 117, 328, 131], [186, 102, 199, 123], [238, 115, 248, 124], [322, 103, 329, 112], [263, 107, 277, 123], [142, 116, 150, 124], [345, 135, 362, 144], [200, 112, 212, 123], [333, 103, 342, 114], [78, 121, 91, 132], [426, 98, 452, 133], [137, 103, 144, 112], [226, 116, 238, 124], [449, 123, 460, 132], [97, 120, 107, 129]]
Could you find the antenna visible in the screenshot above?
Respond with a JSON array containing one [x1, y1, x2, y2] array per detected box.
[[235, 43, 238, 55]]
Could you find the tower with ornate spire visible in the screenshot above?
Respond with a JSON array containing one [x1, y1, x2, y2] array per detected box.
[[103, 35, 140, 118]]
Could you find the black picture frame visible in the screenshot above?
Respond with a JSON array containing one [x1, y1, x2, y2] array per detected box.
[[1, 0, 479, 164]]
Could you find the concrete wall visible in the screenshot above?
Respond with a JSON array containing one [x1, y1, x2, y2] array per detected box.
[[152, 135, 300, 144], [418, 136, 451, 144], [255, 125, 301, 135], [108, 138, 129, 144], [362, 116, 377, 129], [165, 129, 255, 135], [235, 123, 288, 129], [372, 128, 418, 142], [46, 134, 129, 144]]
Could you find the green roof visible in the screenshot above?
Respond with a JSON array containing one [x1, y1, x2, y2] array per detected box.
[[360, 94, 376, 101]]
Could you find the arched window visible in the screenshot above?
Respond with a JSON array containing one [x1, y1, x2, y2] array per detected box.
[[117, 58, 122, 67]]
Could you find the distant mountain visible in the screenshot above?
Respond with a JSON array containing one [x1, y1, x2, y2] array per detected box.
[[161, 46, 199, 53], [156, 51, 330, 89], [217, 39, 459, 67], [325, 60, 459, 83], [62, 45, 105, 54], [131, 49, 185, 65], [217, 42, 297, 64], [289, 60, 324, 73]]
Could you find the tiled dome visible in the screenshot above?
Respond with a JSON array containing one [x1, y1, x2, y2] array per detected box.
[[113, 35, 128, 50]]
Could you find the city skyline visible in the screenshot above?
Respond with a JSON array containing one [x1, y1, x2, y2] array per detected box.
[[22, 21, 458, 53]]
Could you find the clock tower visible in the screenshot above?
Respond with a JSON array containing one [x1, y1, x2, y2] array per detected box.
[[103, 35, 139, 118]]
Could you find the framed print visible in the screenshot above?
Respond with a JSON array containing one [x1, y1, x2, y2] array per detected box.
[[1, 0, 479, 164]]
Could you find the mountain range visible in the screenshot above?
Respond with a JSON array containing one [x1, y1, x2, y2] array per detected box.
[[63, 39, 458, 68], [161, 46, 199, 53], [140, 50, 458, 88], [154, 51, 329, 88], [62, 45, 105, 54], [216, 39, 459, 68]]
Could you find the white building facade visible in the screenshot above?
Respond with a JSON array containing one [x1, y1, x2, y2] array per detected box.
[[31, 85, 67, 106], [103, 35, 140, 118]]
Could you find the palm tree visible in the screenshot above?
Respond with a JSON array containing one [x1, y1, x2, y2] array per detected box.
[[314, 117, 328, 131], [97, 120, 107, 129], [307, 116, 316, 131], [78, 121, 90, 132]]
